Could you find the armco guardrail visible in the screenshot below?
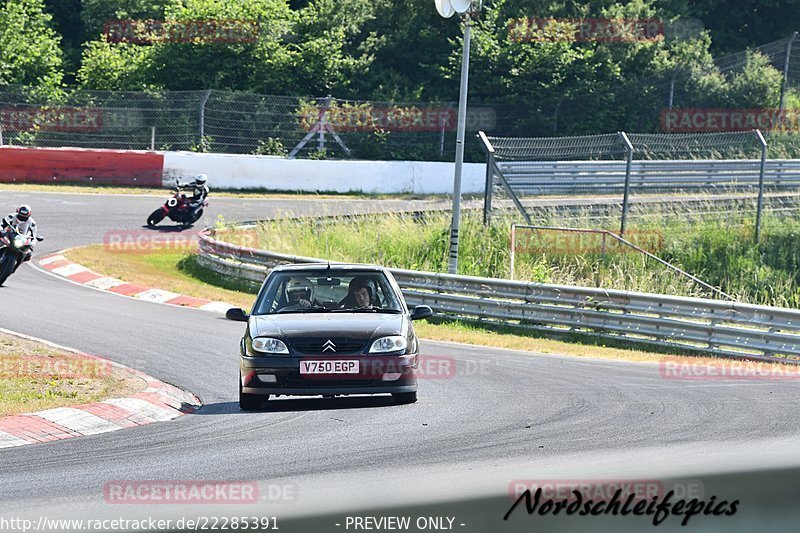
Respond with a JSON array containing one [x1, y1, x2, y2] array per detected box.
[[199, 228, 800, 364], [496, 159, 800, 195]]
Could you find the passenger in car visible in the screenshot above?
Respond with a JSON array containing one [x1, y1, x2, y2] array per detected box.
[[339, 276, 380, 308]]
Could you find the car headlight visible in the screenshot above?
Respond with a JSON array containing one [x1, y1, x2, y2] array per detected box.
[[13, 235, 25, 249], [251, 337, 289, 355], [369, 336, 408, 354]]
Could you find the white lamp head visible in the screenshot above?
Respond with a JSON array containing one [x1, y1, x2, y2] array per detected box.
[[435, 0, 455, 18], [451, 0, 472, 13]]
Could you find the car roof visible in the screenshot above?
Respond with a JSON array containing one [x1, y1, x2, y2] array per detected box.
[[271, 263, 388, 273]]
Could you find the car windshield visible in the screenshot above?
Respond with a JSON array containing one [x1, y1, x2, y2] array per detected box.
[[252, 269, 404, 315]]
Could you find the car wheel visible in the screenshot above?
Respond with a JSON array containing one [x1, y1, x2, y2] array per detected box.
[[239, 380, 265, 410], [392, 391, 417, 404]]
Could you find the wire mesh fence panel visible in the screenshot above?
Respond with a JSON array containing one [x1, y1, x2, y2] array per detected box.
[[545, 35, 800, 137], [0, 86, 499, 161], [1, 33, 797, 158], [0, 86, 203, 151], [481, 130, 800, 233]]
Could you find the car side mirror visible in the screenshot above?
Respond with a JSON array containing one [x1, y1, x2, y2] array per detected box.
[[410, 305, 433, 321], [226, 308, 249, 322], [36, 236, 44, 242]]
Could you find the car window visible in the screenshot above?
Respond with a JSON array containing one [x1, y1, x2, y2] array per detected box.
[[252, 270, 403, 315]]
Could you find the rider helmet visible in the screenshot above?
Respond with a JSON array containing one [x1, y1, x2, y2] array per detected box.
[[193, 174, 208, 186], [16, 205, 31, 222], [348, 276, 376, 304], [285, 277, 313, 303]]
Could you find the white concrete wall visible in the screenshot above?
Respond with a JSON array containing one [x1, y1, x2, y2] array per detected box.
[[161, 151, 486, 194]]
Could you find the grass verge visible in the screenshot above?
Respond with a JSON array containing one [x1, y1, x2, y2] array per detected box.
[[62, 245, 734, 366], [65, 245, 255, 309], [0, 332, 144, 416]]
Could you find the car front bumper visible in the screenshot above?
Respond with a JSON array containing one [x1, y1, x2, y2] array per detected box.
[[240, 353, 418, 396]]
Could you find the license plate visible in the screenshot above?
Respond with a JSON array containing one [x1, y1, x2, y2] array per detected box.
[[300, 360, 360, 374]]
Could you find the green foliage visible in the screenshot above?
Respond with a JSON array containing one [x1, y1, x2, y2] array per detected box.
[[306, 148, 328, 159], [12, 0, 800, 148], [80, 0, 171, 40], [11, 130, 38, 146], [189, 134, 214, 152], [77, 40, 157, 90], [252, 137, 287, 156], [0, 0, 64, 88], [721, 50, 783, 108]]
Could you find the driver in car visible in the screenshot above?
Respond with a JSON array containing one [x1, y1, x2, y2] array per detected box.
[[283, 277, 319, 309]]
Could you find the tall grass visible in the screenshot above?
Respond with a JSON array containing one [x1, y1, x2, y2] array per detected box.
[[220, 206, 800, 308]]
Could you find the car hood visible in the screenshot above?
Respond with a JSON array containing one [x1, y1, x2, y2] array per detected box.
[[249, 313, 407, 340]]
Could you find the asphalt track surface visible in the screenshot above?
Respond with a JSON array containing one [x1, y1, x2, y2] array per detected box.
[[1, 191, 800, 532]]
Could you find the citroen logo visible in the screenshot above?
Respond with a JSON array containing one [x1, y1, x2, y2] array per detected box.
[[322, 340, 336, 352]]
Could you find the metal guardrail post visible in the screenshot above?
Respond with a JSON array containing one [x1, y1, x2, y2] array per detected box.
[[755, 129, 768, 244], [667, 69, 678, 109], [509, 224, 517, 279], [618, 132, 634, 237], [779, 32, 798, 111], [478, 131, 495, 226], [199, 89, 212, 141]]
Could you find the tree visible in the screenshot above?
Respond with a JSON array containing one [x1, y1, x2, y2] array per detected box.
[[0, 0, 64, 88], [81, 0, 172, 41]]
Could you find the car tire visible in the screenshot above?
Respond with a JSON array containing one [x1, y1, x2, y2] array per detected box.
[[392, 391, 417, 404], [239, 381, 265, 411]]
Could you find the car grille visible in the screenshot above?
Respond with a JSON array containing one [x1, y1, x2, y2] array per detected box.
[[292, 339, 366, 354], [284, 373, 375, 387]]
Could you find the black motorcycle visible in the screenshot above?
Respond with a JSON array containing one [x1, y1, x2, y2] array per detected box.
[[147, 185, 207, 228], [0, 226, 43, 286]]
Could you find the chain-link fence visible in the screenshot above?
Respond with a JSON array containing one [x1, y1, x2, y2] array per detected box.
[[480, 130, 800, 239], [546, 33, 800, 139], [0, 33, 797, 160], [0, 86, 504, 161]]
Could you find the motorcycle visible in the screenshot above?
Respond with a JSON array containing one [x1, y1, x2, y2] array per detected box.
[[0, 226, 43, 286], [147, 184, 208, 228]]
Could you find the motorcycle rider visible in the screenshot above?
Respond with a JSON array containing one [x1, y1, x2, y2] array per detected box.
[[1, 205, 37, 269], [177, 174, 209, 212]]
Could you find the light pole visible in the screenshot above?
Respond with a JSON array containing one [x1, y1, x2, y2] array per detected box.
[[435, 0, 482, 274]]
